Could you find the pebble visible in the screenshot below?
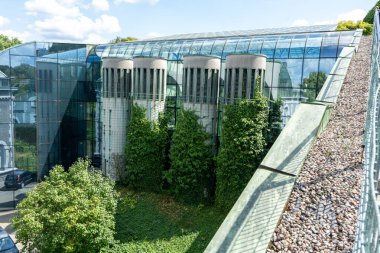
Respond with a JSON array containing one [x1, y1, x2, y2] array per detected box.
[[267, 36, 372, 252]]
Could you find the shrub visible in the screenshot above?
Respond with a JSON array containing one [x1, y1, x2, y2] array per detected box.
[[125, 104, 167, 191], [12, 158, 118, 253], [166, 109, 212, 203], [336, 20, 373, 36], [363, 1, 380, 24], [216, 89, 269, 210]]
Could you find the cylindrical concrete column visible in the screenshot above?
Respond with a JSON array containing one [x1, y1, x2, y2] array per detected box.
[[101, 57, 133, 179], [183, 55, 221, 104], [132, 56, 167, 102], [225, 54, 267, 102], [102, 58, 133, 98], [182, 55, 221, 134]]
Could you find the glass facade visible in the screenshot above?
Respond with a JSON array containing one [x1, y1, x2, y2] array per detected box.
[[0, 42, 93, 209], [98, 28, 359, 123], [0, 25, 361, 209]]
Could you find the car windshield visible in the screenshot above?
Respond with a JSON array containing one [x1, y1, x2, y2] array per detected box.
[[5, 175, 15, 180], [0, 236, 15, 251]]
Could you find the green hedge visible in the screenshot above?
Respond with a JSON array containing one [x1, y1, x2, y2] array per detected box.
[[216, 91, 269, 210], [125, 104, 167, 191], [166, 109, 212, 203]]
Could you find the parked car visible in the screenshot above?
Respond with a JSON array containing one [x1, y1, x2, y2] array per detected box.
[[4, 170, 33, 189], [0, 228, 18, 253]]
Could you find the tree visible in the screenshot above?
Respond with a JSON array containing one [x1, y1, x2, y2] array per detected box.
[[364, 1, 380, 24], [166, 109, 213, 203], [109, 36, 138, 43], [301, 72, 327, 102], [125, 104, 167, 191], [0, 34, 21, 51], [12, 158, 118, 253], [216, 88, 269, 210]]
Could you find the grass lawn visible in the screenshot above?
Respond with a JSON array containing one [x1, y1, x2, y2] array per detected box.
[[113, 187, 227, 253]]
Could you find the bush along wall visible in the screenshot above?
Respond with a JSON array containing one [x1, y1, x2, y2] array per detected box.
[[166, 109, 213, 203], [216, 88, 269, 211], [125, 104, 167, 191], [336, 20, 373, 36]]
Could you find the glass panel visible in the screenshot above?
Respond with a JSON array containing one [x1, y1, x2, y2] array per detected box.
[[159, 41, 175, 59], [132, 43, 145, 57], [320, 32, 339, 58], [168, 41, 184, 60], [305, 34, 323, 58], [178, 40, 193, 59], [289, 35, 307, 58], [211, 39, 227, 57], [141, 42, 155, 57], [108, 45, 121, 57], [10, 43, 36, 57], [150, 42, 163, 57], [261, 37, 278, 58], [222, 38, 239, 59], [301, 59, 320, 101], [274, 36, 292, 58], [189, 40, 205, 55], [200, 39, 214, 55], [248, 38, 264, 54], [116, 45, 129, 57], [124, 44, 136, 58], [235, 38, 251, 54]]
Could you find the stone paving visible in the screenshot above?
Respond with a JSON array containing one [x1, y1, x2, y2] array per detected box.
[[267, 36, 372, 253]]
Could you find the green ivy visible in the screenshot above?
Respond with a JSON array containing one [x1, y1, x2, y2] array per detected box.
[[125, 104, 167, 191], [216, 89, 269, 210], [166, 109, 212, 203]]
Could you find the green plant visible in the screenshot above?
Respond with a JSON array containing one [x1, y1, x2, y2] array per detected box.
[[336, 20, 373, 36], [166, 109, 212, 203], [301, 71, 327, 102], [216, 89, 269, 210], [125, 104, 167, 191], [0, 34, 21, 51], [12, 158, 118, 253], [363, 1, 380, 24]]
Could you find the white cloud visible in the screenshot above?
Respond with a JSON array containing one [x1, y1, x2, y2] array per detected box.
[[115, 0, 159, 5], [32, 14, 120, 41], [24, 0, 120, 42], [146, 32, 164, 38], [24, 0, 81, 17], [0, 16, 9, 27], [291, 19, 310, 27], [92, 0, 110, 11], [337, 9, 367, 22], [0, 29, 31, 41], [291, 8, 367, 27]]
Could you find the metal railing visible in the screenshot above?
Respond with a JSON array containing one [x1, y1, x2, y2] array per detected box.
[[353, 9, 380, 253]]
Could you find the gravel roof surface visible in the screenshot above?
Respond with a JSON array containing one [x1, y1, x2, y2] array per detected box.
[[267, 35, 372, 253]]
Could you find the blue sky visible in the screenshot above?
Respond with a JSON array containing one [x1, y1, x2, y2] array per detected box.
[[0, 0, 375, 43]]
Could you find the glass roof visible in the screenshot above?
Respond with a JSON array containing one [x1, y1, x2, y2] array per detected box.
[[97, 27, 357, 61]]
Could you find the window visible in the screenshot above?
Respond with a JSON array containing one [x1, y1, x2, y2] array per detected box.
[[183, 68, 188, 98], [227, 68, 232, 100], [156, 69, 161, 100], [196, 68, 201, 102], [161, 69, 165, 99], [234, 68, 239, 99], [123, 69, 127, 98], [204, 69, 209, 103], [242, 68, 247, 98], [127, 69, 132, 96], [142, 68, 147, 99], [105, 68, 109, 97], [117, 69, 121, 98], [111, 68, 114, 97], [189, 68, 194, 102], [150, 69, 154, 99], [251, 69, 256, 98]]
